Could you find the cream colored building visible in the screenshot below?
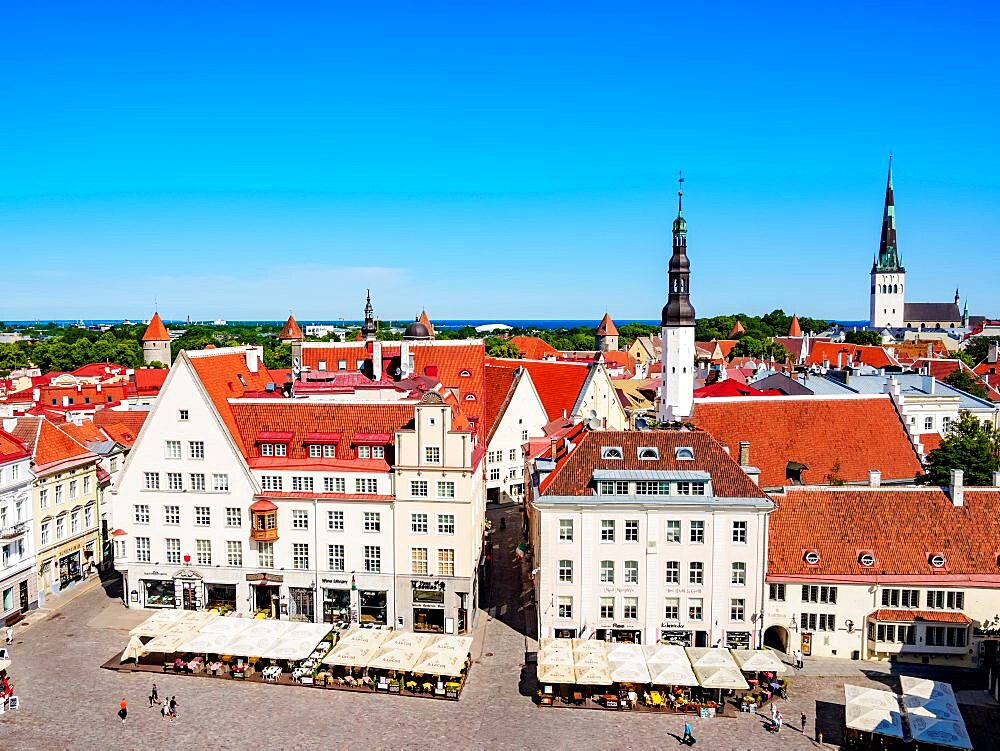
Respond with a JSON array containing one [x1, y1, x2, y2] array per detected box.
[[484, 366, 548, 502], [1, 429, 36, 622]]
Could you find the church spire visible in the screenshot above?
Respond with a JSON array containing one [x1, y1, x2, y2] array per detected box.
[[662, 172, 695, 327], [873, 155, 903, 273], [362, 289, 377, 341]]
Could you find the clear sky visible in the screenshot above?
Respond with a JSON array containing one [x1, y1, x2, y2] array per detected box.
[[3, 1, 998, 322]]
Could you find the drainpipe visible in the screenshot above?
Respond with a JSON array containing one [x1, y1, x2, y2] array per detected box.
[[314, 497, 320, 623]]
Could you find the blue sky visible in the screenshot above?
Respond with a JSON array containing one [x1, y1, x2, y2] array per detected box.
[[2, 1, 998, 322]]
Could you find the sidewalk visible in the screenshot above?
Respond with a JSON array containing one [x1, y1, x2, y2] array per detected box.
[[10, 574, 106, 636]]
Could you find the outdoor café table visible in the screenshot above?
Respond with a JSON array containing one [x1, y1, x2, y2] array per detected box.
[[602, 694, 619, 709]]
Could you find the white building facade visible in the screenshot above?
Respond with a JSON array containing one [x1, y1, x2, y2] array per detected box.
[[0, 433, 36, 624]]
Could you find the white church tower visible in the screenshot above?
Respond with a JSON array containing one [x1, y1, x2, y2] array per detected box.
[[870, 156, 905, 329], [658, 174, 696, 423]]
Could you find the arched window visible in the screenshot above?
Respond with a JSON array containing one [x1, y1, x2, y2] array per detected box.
[[679, 280, 685, 292], [638, 447, 660, 460], [893, 284, 898, 294], [464, 394, 476, 401]]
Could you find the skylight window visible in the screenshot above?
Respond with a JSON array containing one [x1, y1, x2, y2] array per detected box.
[[638, 447, 659, 460], [858, 553, 876, 568], [459, 370, 471, 377], [600, 446, 623, 460], [929, 553, 947, 568], [674, 447, 695, 461], [803, 550, 821, 565]]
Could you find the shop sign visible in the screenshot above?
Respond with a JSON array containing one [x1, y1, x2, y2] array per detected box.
[[600, 586, 638, 596], [411, 580, 446, 591], [664, 587, 703, 595], [246, 572, 284, 583], [321, 578, 350, 585], [140, 570, 170, 578], [172, 567, 203, 579]]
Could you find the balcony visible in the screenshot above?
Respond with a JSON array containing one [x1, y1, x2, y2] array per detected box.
[[0, 522, 27, 540], [250, 526, 279, 543], [250, 499, 278, 542]]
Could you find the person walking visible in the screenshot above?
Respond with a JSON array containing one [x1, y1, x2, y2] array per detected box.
[[794, 648, 803, 669], [801, 712, 807, 733], [681, 720, 693, 744], [161, 702, 169, 720], [168, 695, 178, 720], [149, 683, 159, 706], [4, 626, 12, 645], [775, 710, 783, 733], [118, 698, 128, 724], [770, 702, 777, 722]]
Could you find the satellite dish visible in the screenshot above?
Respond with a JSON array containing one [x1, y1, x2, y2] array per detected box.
[[586, 417, 602, 431]]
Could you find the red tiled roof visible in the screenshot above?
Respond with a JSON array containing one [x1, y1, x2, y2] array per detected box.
[[510, 336, 559, 361], [412, 343, 484, 426], [714, 340, 738, 359], [598, 350, 636, 375], [32, 418, 97, 470], [279, 315, 304, 340], [0, 429, 30, 463], [807, 342, 898, 369], [93, 408, 149, 434], [304, 432, 341, 444], [484, 364, 517, 438], [301, 344, 368, 372], [538, 430, 768, 499], [917, 433, 942, 454], [188, 350, 278, 444], [142, 312, 170, 342], [418, 310, 436, 337], [692, 381, 781, 398], [768, 487, 1000, 580], [787, 315, 802, 338], [71, 363, 127, 378], [60, 421, 107, 445], [869, 609, 971, 624], [131, 368, 168, 396], [256, 430, 294, 443], [690, 396, 923, 487], [596, 313, 619, 337], [486, 358, 590, 423], [250, 498, 278, 512]]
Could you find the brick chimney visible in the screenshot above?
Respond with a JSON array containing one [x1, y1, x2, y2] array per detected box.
[[950, 469, 964, 507], [738, 441, 750, 466], [868, 470, 881, 487], [990, 341, 999, 365]]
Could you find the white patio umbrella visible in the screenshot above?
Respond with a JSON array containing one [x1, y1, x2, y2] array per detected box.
[[731, 648, 787, 673], [536, 661, 576, 685], [843, 684, 904, 739]]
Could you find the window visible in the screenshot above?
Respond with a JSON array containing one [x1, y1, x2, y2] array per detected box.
[[190, 473, 206, 491], [261, 475, 282, 491], [802, 585, 838, 604], [188, 441, 204, 459], [40, 521, 50, 545], [69, 479, 78, 498], [371, 445, 384, 459], [39, 488, 48, 509], [411, 548, 429, 574], [356, 478, 378, 494], [410, 480, 429, 497], [437, 481, 455, 498], [357, 445, 371, 459], [600, 560, 615, 583], [292, 543, 309, 569], [926, 590, 965, 610], [600, 597, 615, 619], [819, 614, 836, 631], [665, 560, 680, 584], [194, 506, 210, 526], [731, 598, 745, 621], [328, 544, 345, 571], [309, 444, 337, 458], [637, 447, 659, 460], [769, 583, 786, 602], [164, 505, 180, 525], [166, 538, 181, 564], [71, 511, 80, 534], [424, 447, 441, 464], [558, 596, 573, 619], [292, 476, 314, 492], [178, 409, 189, 421], [521, 430, 528, 442], [624, 560, 639, 584], [196, 539, 212, 566], [732, 520, 747, 543], [165, 440, 181, 459], [324, 477, 346, 493], [509, 448, 518, 461], [364, 545, 381, 573], [633, 480, 669, 495], [56, 516, 65, 539], [731, 562, 746, 586], [942, 416, 951, 431], [258, 541, 274, 568], [292, 509, 309, 529], [135, 536, 150, 562], [363, 512, 381, 532], [55, 484, 63, 503], [144, 472, 160, 490], [623, 597, 638, 619], [167, 472, 183, 491], [624, 519, 639, 542], [664, 598, 680, 620], [600, 519, 615, 542], [327, 510, 344, 531], [689, 598, 703, 621], [438, 549, 455, 576], [559, 559, 574, 582], [83, 475, 91, 494], [437, 514, 455, 535], [134, 504, 150, 524], [690, 520, 704, 543], [691, 481, 707, 495], [689, 561, 704, 585], [674, 446, 694, 460], [411, 513, 428, 534], [601, 446, 623, 460], [924, 416, 934, 430], [489, 467, 501, 481], [665, 520, 681, 543], [225, 507, 241, 527], [227, 540, 244, 566], [212, 474, 229, 492], [85, 505, 94, 528], [559, 519, 574, 541], [925, 626, 967, 648]]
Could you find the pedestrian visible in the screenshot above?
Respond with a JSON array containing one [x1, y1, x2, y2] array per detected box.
[[118, 697, 128, 724], [775, 710, 783, 733], [161, 703, 168, 720], [4, 626, 12, 645], [801, 712, 807, 733], [168, 695, 178, 719], [149, 682, 159, 706], [770, 702, 777, 721], [794, 648, 803, 669], [681, 720, 693, 744]]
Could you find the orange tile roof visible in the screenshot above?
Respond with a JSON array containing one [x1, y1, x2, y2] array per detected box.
[[418, 310, 435, 337], [301, 344, 368, 372], [768, 487, 1000, 581], [279, 315, 303, 340], [411, 343, 484, 426], [130, 368, 168, 396], [730, 320, 746, 336], [141, 312, 170, 342], [93, 408, 150, 435], [0, 429, 30, 462], [100, 421, 142, 447], [188, 350, 278, 444], [690, 396, 922, 487], [714, 339, 738, 359], [916, 433, 942, 454], [510, 336, 559, 360], [32, 418, 97, 470], [807, 341, 898, 369], [538, 429, 768, 499], [869, 609, 971, 624], [60, 420, 107, 445], [787, 315, 802, 337], [596, 313, 618, 337], [486, 358, 589, 423], [484, 364, 517, 438]]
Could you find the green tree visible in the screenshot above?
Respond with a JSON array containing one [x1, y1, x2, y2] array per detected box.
[[617, 323, 660, 349], [923, 411, 1000, 486], [485, 337, 522, 359], [943, 368, 989, 400], [964, 336, 1000, 364], [844, 330, 882, 345], [730, 337, 789, 361]]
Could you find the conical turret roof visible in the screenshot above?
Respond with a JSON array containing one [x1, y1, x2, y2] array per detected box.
[[596, 313, 619, 336], [788, 314, 803, 338], [279, 314, 303, 341], [141, 312, 170, 342]]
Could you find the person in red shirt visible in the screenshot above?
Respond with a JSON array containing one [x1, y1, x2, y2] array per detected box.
[[118, 697, 128, 724]]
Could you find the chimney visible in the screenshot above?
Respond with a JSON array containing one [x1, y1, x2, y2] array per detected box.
[[989, 341, 999, 365], [372, 340, 383, 381], [738, 441, 750, 466], [950, 469, 964, 507], [993, 471, 1000, 487], [550, 437, 558, 461], [926, 342, 933, 359], [868, 470, 881, 488], [245, 346, 260, 373], [2, 418, 15, 433]]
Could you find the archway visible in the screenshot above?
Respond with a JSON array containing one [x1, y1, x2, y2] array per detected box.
[[763, 625, 789, 653]]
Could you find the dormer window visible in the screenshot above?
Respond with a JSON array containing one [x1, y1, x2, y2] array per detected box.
[[858, 552, 876, 568], [674, 447, 694, 461], [601, 446, 623, 460], [929, 553, 947, 568], [259, 444, 287, 457], [638, 447, 659, 460], [459, 370, 471, 377], [803, 550, 821, 565], [465, 394, 476, 401], [256, 431, 293, 458]]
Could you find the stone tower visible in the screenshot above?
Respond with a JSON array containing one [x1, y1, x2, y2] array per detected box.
[[279, 314, 304, 366], [595, 313, 619, 352], [141, 312, 171, 366]]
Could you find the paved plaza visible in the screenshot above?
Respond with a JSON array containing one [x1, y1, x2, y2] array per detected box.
[[2, 505, 998, 750]]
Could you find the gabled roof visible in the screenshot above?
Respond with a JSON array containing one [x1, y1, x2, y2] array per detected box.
[[93, 408, 150, 436], [729, 320, 746, 336], [807, 341, 898, 369], [14, 417, 99, 471], [596, 313, 619, 337], [787, 315, 803, 338], [60, 420, 108, 445], [71, 363, 127, 378], [130, 368, 169, 396], [0, 429, 30, 463], [510, 336, 559, 361], [187, 348, 279, 444], [690, 395, 923, 488], [418, 310, 435, 337], [142, 312, 170, 342], [537, 430, 768, 499], [692, 381, 781, 398], [486, 358, 590, 423], [768, 487, 1000, 582], [411, 342, 484, 426], [483, 364, 517, 437], [279, 315, 304, 340], [904, 302, 961, 323]]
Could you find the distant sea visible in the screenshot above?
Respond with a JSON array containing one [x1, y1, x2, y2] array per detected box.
[[3, 318, 870, 330]]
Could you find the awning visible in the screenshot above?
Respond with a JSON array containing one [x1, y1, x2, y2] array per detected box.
[[249, 498, 278, 512], [607, 643, 650, 683], [304, 432, 342, 444], [843, 684, 905, 738], [351, 433, 391, 444], [686, 647, 748, 690], [120, 635, 144, 662], [322, 628, 390, 667], [412, 650, 466, 677], [731, 648, 787, 673], [869, 609, 972, 624], [900, 677, 971, 750], [537, 661, 576, 684], [574, 663, 613, 686]]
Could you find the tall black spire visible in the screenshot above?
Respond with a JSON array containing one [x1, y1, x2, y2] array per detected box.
[[872, 155, 904, 273], [362, 289, 377, 341], [662, 172, 696, 327]]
